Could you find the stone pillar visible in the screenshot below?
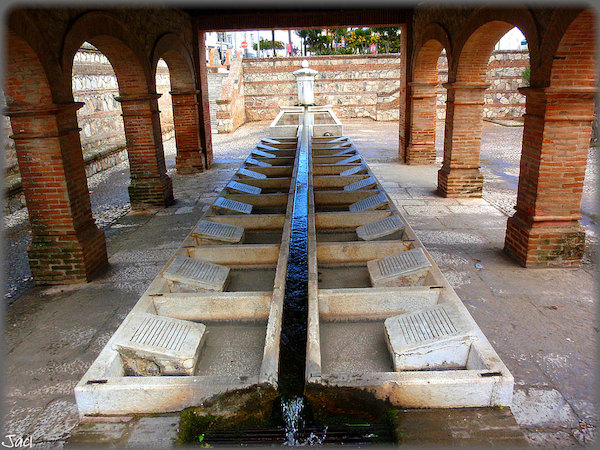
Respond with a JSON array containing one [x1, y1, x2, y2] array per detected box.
[[6, 102, 108, 284], [225, 49, 231, 66], [115, 93, 174, 208], [504, 86, 596, 266], [208, 48, 216, 67], [406, 81, 438, 164], [170, 89, 205, 174], [437, 82, 488, 197]]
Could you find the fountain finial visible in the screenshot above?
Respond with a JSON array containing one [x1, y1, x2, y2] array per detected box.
[[292, 60, 318, 106]]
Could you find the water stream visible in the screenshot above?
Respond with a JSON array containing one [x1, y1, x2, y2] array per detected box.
[[277, 110, 316, 445]]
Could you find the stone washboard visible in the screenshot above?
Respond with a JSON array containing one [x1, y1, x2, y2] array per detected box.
[[356, 215, 405, 241], [384, 305, 474, 371], [112, 312, 207, 376], [213, 197, 253, 215], [336, 154, 361, 165], [163, 255, 230, 292], [226, 181, 262, 195], [349, 192, 389, 212], [252, 149, 276, 159], [246, 157, 271, 168], [237, 168, 267, 180], [367, 247, 431, 287], [332, 148, 356, 157], [192, 220, 245, 245], [256, 142, 279, 152], [340, 165, 367, 177], [261, 138, 281, 145], [344, 176, 377, 192]]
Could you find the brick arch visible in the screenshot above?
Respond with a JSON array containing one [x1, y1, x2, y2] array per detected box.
[[152, 34, 204, 173], [61, 11, 153, 96], [452, 7, 538, 82], [5, 10, 62, 104], [61, 11, 174, 209], [405, 24, 451, 165], [549, 9, 597, 88], [454, 21, 517, 83], [5, 30, 53, 106], [412, 22, 452, 83], [152, 33, 196, 91], [536, 8, 592, 87], [4, 23, 108, 284]]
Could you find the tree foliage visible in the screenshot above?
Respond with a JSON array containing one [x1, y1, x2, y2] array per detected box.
[[253, 38, 285, 51], [296, 27, 401, 55]]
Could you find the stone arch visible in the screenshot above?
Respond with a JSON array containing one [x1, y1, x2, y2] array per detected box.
[[61, 11, 154, 96]]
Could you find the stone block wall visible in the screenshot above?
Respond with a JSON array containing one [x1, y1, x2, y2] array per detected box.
[[242, 55, 402, 122], [437, 50, 529, 120], [216, 57, 246, 133]]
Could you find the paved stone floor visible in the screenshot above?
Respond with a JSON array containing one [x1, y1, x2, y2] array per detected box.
[[2, 119, 597, 447]]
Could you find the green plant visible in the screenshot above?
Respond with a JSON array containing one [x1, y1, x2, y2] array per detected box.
[[522, 66, 530, 86]]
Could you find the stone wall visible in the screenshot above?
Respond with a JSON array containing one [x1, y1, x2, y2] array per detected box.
[[242, 55, 402, 122], [436, 50, 529, 120], [216, 57, 246, 133]]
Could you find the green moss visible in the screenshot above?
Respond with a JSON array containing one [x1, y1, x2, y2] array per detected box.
[[177, 384, 278, 445]]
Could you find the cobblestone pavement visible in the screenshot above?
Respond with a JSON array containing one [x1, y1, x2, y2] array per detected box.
[[2, 119, 597, 447]]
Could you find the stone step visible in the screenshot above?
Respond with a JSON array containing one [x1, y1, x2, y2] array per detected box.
[[237, 168, 267, 179], [246, 157, 272, 168], [163, 255, 230, 291], [252, 149, 277, 159], [226, 180, 262, 195], [192, 220, 245, 245], [336, 154, 362, 165], [384, 305, 473, 371], [112, 312, 207, 375], [356, 215, 405, 241], [344, 176, 377, 192], [367, 247, 431, 287], [213, 197, 253, 215], [349, 192, 388, 212], [340, 165, 367, 177]]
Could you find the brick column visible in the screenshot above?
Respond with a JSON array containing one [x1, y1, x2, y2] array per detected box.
[[437, 82, 489, 197], [115, 93, 174, 208], [504, 87, 596, 266], [406, 81, 438, 164], [171, 89, 205, 174], [6, 102, 107, 284]]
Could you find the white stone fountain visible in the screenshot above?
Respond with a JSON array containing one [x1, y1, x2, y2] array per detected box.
[[269, 60, 342, 138]]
